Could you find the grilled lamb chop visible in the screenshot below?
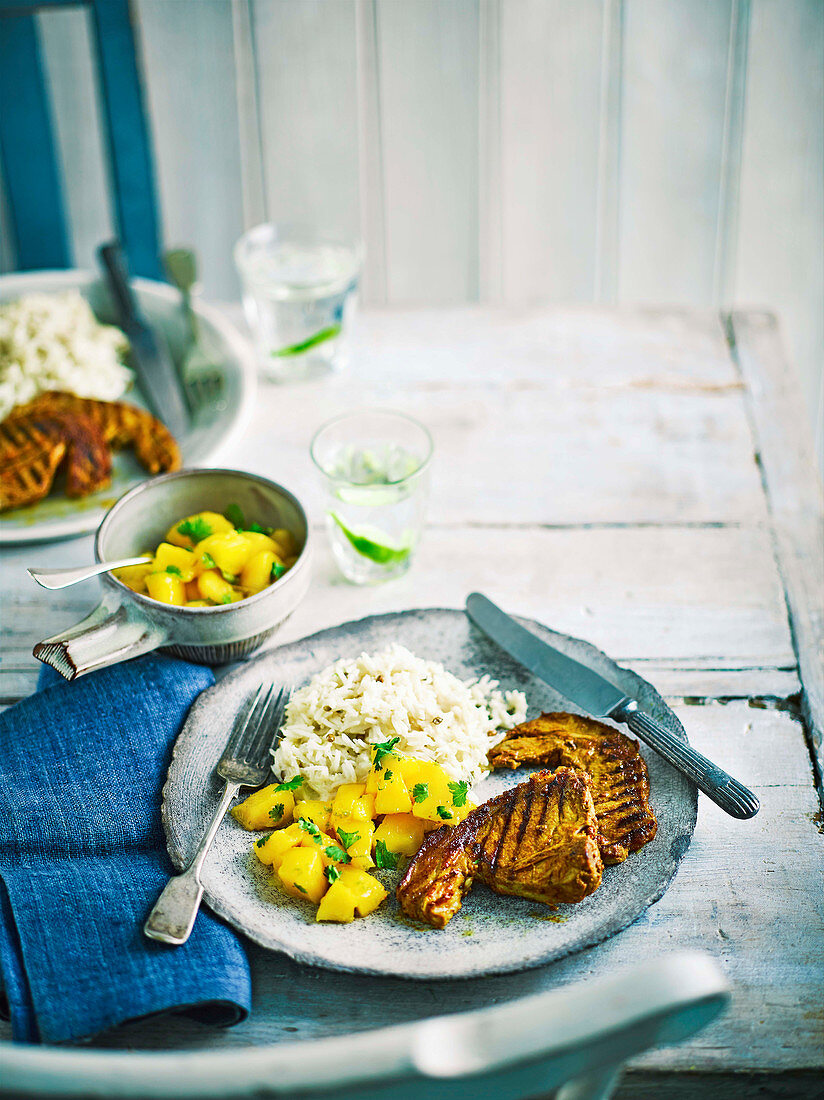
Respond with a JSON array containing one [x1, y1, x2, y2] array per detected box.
[[488, 712, 657, 865], [397, 767, 603, 929]]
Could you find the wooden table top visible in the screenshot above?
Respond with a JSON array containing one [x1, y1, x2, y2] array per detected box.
[[1, 305, 822, 1098]]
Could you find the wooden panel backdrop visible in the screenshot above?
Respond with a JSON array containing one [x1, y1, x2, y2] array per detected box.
[[0, 0, 821, 464]]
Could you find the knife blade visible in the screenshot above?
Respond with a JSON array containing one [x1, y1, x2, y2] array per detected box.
[[465, 592, 759, 819], [98, 242, 190, 438]]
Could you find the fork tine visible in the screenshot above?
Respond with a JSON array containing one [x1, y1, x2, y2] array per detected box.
[[243, 686, 281, 767], [222, 684, 264, 757]]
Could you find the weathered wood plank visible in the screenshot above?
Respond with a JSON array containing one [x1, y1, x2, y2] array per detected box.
[[0, 525, 795, 707], [729, 311, 824, 792]]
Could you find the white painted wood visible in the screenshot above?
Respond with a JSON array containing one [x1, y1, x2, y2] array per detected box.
[[499, 0, 604, 303], [231, 0, 267, 232], [594, 0, 623, 305], [136, 0, 245, 299], [375, 0, 480, 303], [37, 4, 113, 270], [478, 0, 502, 302], [730, 310, 824, 783], [251, 0, 361, 248], [618, 0, 733, 303], [733, 0, 824, 466], [354, 0, 387, 305]]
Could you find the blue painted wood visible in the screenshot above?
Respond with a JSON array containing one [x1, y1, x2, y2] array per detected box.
[[0, 11, 71, 269], [89, 0, 162, 280], [0, 0, 162, 279]]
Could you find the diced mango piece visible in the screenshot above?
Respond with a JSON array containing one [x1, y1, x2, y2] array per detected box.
[[253, 822, 303, 868], [294, 799, 331, 833], [185, 600, 211, 608], [184, 579, 201, 601], [333, 815, 374, 869], [373, 813, 427, 857], [401, 759, 455, 822], [166, 511, 233, 549], [145, 572, 186, 606], [231, 784, 295, 831], [240, 549, 280, 595], [277, 847, 327, 904], [336, 865, 387, 916], [113, 561, 152, 592], [240, 531, 279, 556], [197, 569, 236, 604], [331, 783, 370, 819], [315, 878, 357, 923], [374, 763, 412, 816], [153, 542, 197, 582], [195, 532, 254, 578], [272, 528, 296, 557]]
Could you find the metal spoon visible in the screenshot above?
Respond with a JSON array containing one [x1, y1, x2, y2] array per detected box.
[[28, 557, 153, 590]]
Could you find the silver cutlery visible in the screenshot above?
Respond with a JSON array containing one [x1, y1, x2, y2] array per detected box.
[[164, 248, 224, 412], [144, 683, 288, 946], [466, 592, 759, 820], [27, 557, 153, 590]]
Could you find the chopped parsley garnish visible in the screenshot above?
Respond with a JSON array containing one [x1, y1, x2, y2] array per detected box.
[[374, 840, 398, 870], [336, 827, 360, 851], [248, 522, 273, 535], [220, 593, 232, 604], [221, 570, 238, 583], [324, 843, 350, 864], [298, 818, 322, 840], [448, 780, 469, 808], [412, 783, 429, 804], [255, 835, 269, 848], [383, 768, 394, 781], [177, 517, 212, 542], [225, 503, 246, 530], [436, 805, 453, 820], [372, 736, 401, 768], [271, 562, 286, 581], [165, 564, 182, 576], [295, 883, 307, 894], [268, 803, 284, 822], [200, 552, 216, 569], [325, 865, 341, 884], [274, 776, 303, 793]]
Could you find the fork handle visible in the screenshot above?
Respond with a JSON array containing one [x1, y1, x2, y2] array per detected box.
[[144, 780, 240, 945]]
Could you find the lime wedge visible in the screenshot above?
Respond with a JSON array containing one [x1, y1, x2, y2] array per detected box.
[[329, 513, 411, 565]]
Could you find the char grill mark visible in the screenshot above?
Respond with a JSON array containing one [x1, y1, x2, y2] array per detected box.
[[397, 767, 603, 928], [488, 712, 658, 865]]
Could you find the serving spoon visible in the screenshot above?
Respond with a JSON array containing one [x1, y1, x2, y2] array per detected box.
[[28, 557, 153, 590]]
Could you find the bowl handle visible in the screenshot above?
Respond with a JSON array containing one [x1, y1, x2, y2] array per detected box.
[[33, 601, 167, 680]]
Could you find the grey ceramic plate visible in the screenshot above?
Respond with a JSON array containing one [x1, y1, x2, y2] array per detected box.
[[163, 609, 697, 980]]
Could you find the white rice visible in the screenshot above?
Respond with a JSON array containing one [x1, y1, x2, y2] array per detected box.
[[0, 291, 131, 419], [272, 644, 528, 799]]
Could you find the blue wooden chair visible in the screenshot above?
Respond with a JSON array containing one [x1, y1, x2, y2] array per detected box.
[[0, 0, 162, 279]]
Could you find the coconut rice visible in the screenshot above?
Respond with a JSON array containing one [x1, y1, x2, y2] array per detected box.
[[272, 644, 528, 799]]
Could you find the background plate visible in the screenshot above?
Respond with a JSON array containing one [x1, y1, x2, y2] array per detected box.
[[163, 609, 697, 979], [0, 269, 256, 544]]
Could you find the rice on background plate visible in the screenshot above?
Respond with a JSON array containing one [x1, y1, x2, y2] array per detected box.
[[272, 643, 527, 799]]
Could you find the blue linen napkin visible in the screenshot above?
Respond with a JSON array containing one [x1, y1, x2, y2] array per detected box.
[[0, 655, 251, 1044]]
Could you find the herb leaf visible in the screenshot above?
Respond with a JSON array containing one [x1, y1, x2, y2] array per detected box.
[[325, 864, 341, 884], [271, 561, 286, 581], [255, 835, 269, 848], [324, 843, 350, 864], [374, 840, 398, 870], [298, 817, 322, 838], [383, 768, 394, 781], [200, 552, 216, 569], [436, 805, 453, 820], [220, 593, 233, 604], [274, 776, 303, 793], [177, 517, 212, 543], [336, 827, 360, 851], [165, 564, 182, 576], [295, 883, 307, 894], [248, 522, 273, 535], [372, 736, 401, 768], [268, 803, 284, 822], [412, 783, 429, 805], [448, 780, 469, 808], [225, 503, 246, 530]]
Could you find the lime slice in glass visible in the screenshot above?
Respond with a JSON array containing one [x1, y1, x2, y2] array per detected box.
[[329, 513, 411, 565]]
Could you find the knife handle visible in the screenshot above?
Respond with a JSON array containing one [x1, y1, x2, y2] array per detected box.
[[614, 701, 760, 820], [99, 241, 141, 328]]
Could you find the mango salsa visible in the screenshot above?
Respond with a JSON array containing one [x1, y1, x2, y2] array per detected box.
[[277, 847, 327, 904], [113, 506, 300, 608], [231, 783, 296, 831]]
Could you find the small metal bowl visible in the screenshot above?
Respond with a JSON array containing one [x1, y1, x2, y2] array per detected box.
[[34, 469, 312, 679]]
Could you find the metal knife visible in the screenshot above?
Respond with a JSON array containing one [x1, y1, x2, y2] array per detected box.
[[98, 242, 189, 438], [466, 592, 759, 820]]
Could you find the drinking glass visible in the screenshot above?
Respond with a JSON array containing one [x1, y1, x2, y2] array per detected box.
[[311, 411, 433, 584], [234, 223, 362, 380]]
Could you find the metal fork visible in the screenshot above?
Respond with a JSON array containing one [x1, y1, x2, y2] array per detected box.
[[164, 247, 225, 414], [144, 684, 288, 945]]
